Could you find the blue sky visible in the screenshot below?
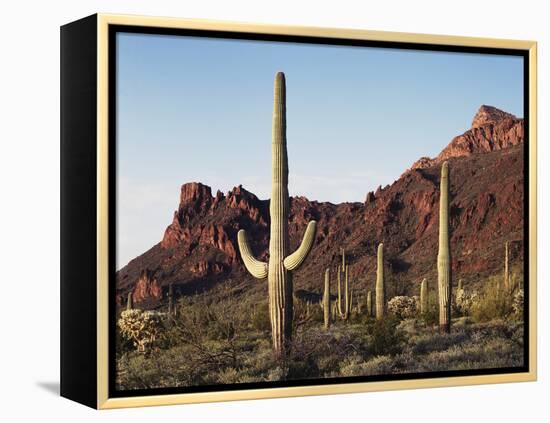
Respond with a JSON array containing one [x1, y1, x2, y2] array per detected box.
[[116, 32, 523, 269]]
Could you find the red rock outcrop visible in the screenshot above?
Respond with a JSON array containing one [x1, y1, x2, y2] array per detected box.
[[132, 269, 162, 303]]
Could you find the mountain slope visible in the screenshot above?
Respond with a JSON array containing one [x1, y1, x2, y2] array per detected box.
[[116, 106, 525, 306]]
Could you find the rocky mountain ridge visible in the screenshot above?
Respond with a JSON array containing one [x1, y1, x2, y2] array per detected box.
[[116, 106, 525, 306]]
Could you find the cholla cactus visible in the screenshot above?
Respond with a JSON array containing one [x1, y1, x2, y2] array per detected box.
[[512, 288, 524, 317], [323, 268, 331, 329], [376, 243, 385, 319], [118, 309, 163, 353], [437, 161, 452, 333], [238, 72, 317, 357], [455, 288, 478, 315], [387, 296, 417, 319], [420, 278, 428, 314]]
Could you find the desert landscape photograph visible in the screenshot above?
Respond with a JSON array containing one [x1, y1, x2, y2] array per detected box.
[[113, 33, 526, 392]]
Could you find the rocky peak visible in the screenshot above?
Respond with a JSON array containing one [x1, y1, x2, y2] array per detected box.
[[227, 185, 263, 218], [411, 106, 523, 171], [180, 182, 213, 206], [471, 105, 517, 128]]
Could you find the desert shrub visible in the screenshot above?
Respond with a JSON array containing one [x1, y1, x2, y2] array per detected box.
[[340, 354, 394, 377], [470, 276, 514, 322], [421, 307, 438, 326], [265, 366, 287, 381], [216, 367, 241, 385], [387, 296, 417, 319], [512, 289, 524, 319], [368, 316, 405, 356], [251, 301, 271, 332], [309, 301, 325, 323], [317, 353, 341, 375], [419, 291, 439, 325], [397, 318, 423, 337], [417, 335, 523, 371], [360, 355, 395, 375], [410, 331, 469, 355], [118, 309, 164, 353]]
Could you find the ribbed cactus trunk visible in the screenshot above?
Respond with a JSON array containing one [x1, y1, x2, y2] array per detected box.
[[323, 268, 331, 329], [504, 241, 510, 293], [126, 293, 133, 311], [437, 161, 452, 334], [268, 71, 292, 355], [366, 290, 373, 317], [238, 72, 317, 358], [420, 278, 428, 314], [375, 243, 385, 319]]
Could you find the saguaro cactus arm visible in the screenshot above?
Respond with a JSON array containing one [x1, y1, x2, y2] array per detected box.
[[284, 221, 317, 271], [237, 229, 268, 279]]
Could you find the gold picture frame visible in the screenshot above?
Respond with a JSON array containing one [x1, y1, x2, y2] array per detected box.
[[61, 13, 537, 409]]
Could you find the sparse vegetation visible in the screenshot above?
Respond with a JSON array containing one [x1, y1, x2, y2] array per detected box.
[[116, 270, 524, 390]]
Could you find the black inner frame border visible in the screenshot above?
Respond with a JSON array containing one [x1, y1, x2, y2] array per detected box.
[[108, 24, 530, 399]]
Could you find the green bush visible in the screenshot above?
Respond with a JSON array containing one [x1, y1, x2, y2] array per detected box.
[[251, 302, 271, 332], [368, 316, 406, 356]]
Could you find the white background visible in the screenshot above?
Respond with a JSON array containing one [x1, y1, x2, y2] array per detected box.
[[0, 0, 547, 421]]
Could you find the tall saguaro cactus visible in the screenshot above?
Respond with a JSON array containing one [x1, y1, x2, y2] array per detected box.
[[337, 264, 352, 320], [238, 72, 317, 357], [437, 161, 452, 334], [420, 278, 428, 314], [504, 241, 510, 293], [323, 268, 331, 329], [375, 243, 385, 319]]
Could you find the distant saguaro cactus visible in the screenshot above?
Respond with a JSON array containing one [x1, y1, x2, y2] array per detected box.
[[167, 283, 174, 315], [337, 264, 352, 320], [126, 293, 133, 311], [420, 278, 428, 314], [376, 243, 385, 319], [366, 290, 373, 317], [437, 161, 452, 334], [323, 268, 331, 329], [504, 241, 510, 293], [238, 72, 317, 357]]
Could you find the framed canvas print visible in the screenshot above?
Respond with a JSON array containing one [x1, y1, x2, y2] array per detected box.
[[60, 14, 537, 409]]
